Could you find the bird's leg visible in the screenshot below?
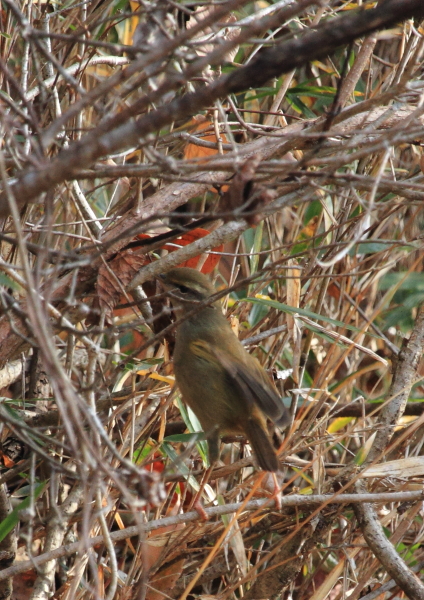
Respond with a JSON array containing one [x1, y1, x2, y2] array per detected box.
[[189, 464, 214, 520], [259, 470, 282, 510], [188, 428, 220, 520], [271, 471, 282, 510]]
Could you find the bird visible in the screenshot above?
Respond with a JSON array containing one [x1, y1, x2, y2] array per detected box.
[[159, 267, 290, 472]]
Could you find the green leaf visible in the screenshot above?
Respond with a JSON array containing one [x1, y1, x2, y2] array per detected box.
[[164, 432, 206, 443], [291, 468, 314, 485], [354, 242, 394, 255], [382, 526, 391, 539], [298, 322, 346, 347], [403, 292, 424, 310], [3, 397, 53, 405], [243, 297, 379, 337], [0, 483, 45, 543], [380, 305, 412, 331], [238, 87, 281, 101], [288, 84, 337, 98], [286, 95, 316, 118], [135, 358, 164, 369], [132, 442, 154, 464], [291, 241, 310, 255], [354, 432, 376, 465], [399, 541, 420, 563], [249, 221, 263, 278], [177, 397, 209, 466], [379, 272, 424, 292], [161, 442, 200, 492], [327, 417, 355, 433], [0, 273, 18, 290], [304, 200, 322, 224], [354, 447, 367, 466], [113, 0, 128, 12]]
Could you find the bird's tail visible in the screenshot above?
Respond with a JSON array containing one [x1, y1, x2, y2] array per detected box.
[[244, 418, 279, 472]]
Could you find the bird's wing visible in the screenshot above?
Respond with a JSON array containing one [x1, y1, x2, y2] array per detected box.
[[230, 357, 289, 425], [189, 339, 216, 362], [190, 340, 289, 427]]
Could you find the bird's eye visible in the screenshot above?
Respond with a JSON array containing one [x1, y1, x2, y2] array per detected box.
[[178, 285, 190, 294]]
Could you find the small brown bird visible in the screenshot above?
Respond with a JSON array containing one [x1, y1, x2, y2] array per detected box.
[[160, 267, 290, 471]]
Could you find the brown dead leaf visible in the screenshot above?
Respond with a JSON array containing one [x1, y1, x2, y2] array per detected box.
[[147, 558, 186, 600], [97, 250, 150, 322], [12, 571, 36, 600], [145, 508, 186, 600]]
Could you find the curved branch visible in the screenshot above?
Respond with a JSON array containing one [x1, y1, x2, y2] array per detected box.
[[368, 305, 424, 462], [1, 0, 423, 214], [353, 304, 424, 600], [353, 482, 424, 600], [0, 490, 422, 584]]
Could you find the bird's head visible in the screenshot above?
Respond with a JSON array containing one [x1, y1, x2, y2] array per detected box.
[[159, 267, 217, 312]]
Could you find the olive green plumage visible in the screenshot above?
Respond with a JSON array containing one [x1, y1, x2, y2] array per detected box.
[[160, 267, 289, 471]]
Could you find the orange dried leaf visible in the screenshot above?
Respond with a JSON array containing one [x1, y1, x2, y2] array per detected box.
[[184, 116, 228, 161], [133, 228, 223, 273], [0, 452, 15, 468], [298, 215, 319, 239], [163, 227, 223, 273]]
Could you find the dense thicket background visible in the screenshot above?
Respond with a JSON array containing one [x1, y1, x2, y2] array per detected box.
[[1, 0, 424, 599]]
